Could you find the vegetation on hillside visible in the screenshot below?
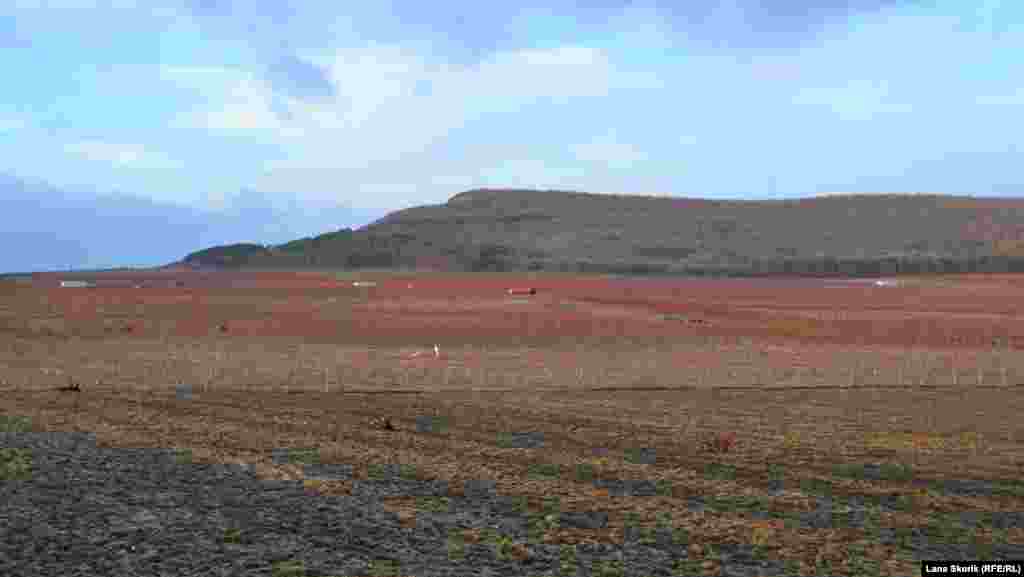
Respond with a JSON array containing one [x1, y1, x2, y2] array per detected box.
[[183, 243, 271, 268], [276, 228, 355, 253], [179, 189, 1024, 276]]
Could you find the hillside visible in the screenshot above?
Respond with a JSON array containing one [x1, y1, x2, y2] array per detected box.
[[181, 189, 1024, 277]]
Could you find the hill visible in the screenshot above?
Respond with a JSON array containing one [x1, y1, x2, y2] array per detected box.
[[181, 189, 1024, 277]]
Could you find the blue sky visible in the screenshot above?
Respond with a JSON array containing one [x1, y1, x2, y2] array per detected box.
[[1, 0, 1022, 271]]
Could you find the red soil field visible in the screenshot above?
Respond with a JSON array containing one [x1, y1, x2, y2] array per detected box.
[[25, 270, 1024, 350]]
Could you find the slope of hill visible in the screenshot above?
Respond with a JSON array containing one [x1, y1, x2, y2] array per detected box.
[[181, 189, 1024, 277]]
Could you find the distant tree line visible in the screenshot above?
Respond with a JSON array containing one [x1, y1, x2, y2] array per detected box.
[[184, 236, 1024, 278], [482, 254, 1024, 278]]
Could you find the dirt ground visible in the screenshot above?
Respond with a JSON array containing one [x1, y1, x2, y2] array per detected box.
[[3, 270, 1024, 575]]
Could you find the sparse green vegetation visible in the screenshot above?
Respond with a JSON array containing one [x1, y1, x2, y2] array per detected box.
[[889, 493, 916, 512], [702, 462, 736, 481], [637, 525, 657, 546], [558, 544, 578, 576], [174, 448, 193, 465], [397, 463, 420, 480], [573, 462, 596, 482], [672, 558, 704, 575], [893, 526, 915, 549], [799, 477, 834, 497], [526, 511, 560, 543], [832, 461, 914, 482], [416, 496, 450, 513], [0, 447, 32, 480], [500, 494, 528, 514], [922, 515, 973, 544], [446, 530, 466, 562], [284, 448, 320, 465], [367, 559, 401, 577], [623, 447, 654, 465], [592, 559, 625, 577], [270, 559, 306, 577], [705, 494, 770, 514], [541, 495, 561, 514], [493, 533, 517, 561], [480, 526, 500, 544], [0, 414, 32, 433], [847, 542, 884, 576], [984, 479, 1024, 497], [672, 525, 690, 546], [223, 527, 242, 544], [527, 462, 560, 480], [367, 463, 387, 479]]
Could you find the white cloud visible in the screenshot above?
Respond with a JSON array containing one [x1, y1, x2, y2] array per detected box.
[[477, 158, 575, 190], [168, 43, 613, 138], [271, 43, 614, 147], [791, 79, 913, 121], [10, 0, 185, 14], [64, 140, 181, 168], [187, 43, 621, 208], [0, 115, 26, 132], [316, 44, 428, 128], [469, 46, 612, 102], [791, 5, 1018, 122], [192, 102, 280, 132], [571, 131, 649, 170], [162, 66, 283, 131], [976, 88, 1024, 107], [56, 0, 1018, 215]]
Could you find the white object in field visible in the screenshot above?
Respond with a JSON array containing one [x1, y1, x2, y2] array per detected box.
[[60, 280, 91, 288], [353, 281, 377, 287], [874, 279, 896, 287], [434, 344, 440, 358]]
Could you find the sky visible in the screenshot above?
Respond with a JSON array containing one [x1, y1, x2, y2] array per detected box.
[[1, 0, 1022, 271]]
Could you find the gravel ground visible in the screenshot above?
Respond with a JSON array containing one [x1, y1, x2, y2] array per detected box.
[[2, 431, 1022, 577]]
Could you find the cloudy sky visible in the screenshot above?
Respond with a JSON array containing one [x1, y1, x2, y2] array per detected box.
[[1, 0, 1021, 270]]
